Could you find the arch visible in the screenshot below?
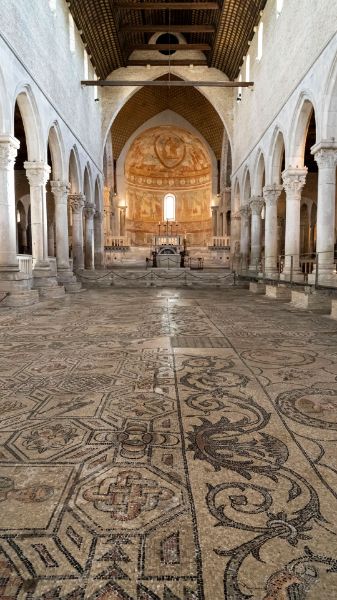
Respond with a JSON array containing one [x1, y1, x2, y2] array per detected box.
[[233, 178, 240, 213], [289, 94, 317, 167], [269, 128, 286, 184], [0, 63, 10, 132], [322, 54, 337, 138], [101, 69, 233, 159], [83, 164, 93, 205], [48, 122, 66, 181], [68, 147, 81, 193], [242, 168, 251, 205], [13, 85, 43, 161], [253, 150, 266, 195], [94, 176, 102, 212]]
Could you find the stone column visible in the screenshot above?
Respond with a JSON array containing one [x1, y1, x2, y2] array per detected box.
[[50, 181, 71, 273], [211, 206, 218, 237], [85, 203, 95, 270], [249, 196, 264, 271], [24, 161, 51, 272], [120, 206, 126, 237], [48, 218, 55, 257], [239, 205, 250, 269], [94, 210, 105, 268], [263, 185, 283, 274], [69, 194, 85, 271], [313, 144, 337, 277], [282, 167, 307, 278], [0, 136, 20, 271]]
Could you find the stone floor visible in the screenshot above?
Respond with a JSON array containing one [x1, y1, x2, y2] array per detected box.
[[1, 287, 337, 599]]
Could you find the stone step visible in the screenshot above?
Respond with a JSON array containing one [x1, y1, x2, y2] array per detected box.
[[2, 290, 40, 307], [38, 285, 65, 299]]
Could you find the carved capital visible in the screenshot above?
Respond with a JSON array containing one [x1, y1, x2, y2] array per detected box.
[[50, 180, 70, 204], [24, 162, 51, 187], [263, 184, 283, 208], [249, 196, 264, 216], [231, 211, 241, 221], [69, 193, 85, 213], [282, 167, 307, 196], [94, 210, 103, 223], [239, 205, 250, 219], [314, 148, 337, 170], [85, 202, 96, 219], [0, 135, 20, 169]]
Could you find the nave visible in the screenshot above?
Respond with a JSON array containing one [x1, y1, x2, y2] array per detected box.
[[1, 287, 337, 598]]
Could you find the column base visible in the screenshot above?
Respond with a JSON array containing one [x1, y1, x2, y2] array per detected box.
[[265, 285, 291, 301], [32, 268, 65, 299], [0, 270, 39, 307], [308, 270, 337, 288], [57, 268, 83, 293], [280, 271, 304, 283], [2, 289, 40, 307], [291, 289, 332, 313]]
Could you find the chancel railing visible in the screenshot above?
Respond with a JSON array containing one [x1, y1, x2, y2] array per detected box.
[[208, 236, 231, 249], [105, 237, 130, 249]]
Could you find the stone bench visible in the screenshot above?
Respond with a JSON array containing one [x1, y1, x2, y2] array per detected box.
[[291, 289, 332, 313]]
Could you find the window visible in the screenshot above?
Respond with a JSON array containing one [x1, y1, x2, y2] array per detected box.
[[94, 72, 99, 101], [84, 49, 89, 79], [245, 54, 250, 82], [49, 0, 56, 13], [69, 12, 76, 53], [257, 22, 263, 60], [237, 73, 242, 102], [276, 0, 284, 16], [163, 193, 175, 221]]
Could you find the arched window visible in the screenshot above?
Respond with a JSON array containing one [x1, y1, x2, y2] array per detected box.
[[245, 54, 250, 82], [257, 22, 263, 60], [164, 193, 175, 221], [276, 0, 284, 16]]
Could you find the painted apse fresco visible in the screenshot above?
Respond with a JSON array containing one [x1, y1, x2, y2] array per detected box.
[[124, 126, 212, 245]]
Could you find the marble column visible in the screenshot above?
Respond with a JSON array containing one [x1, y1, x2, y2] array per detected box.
[[69, 194, 85, 270], [249, 196, 264, 270], [94, 210, 105, 268], [263, 185, 283, 274], [282, 167, 307, 278], [239, 205, 250, 269], [48, 218, 55, 257], [313, 143, 337, 276], [24, 161, 51, 272], [85, 203, 95, 270], [0, 136, 20, 271], [50, 181, 71, 273], [120, 206, 126, 237]]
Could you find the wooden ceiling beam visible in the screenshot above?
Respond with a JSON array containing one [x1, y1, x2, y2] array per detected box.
[[82, 79, 254, 87], [127, 43, 212, 51], [114, 2, 220, 8], [119, 24, 216, 33], [127, 59, 208, 66]]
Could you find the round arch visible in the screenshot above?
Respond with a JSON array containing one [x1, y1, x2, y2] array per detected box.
[[322, 54, 337, 138], [68, 147, 81, 193], [233, 178, 241, 213], [84, 164, 93, 205], [269, 129, 286, 184], [289, 94, 317, 167], [242, 168, 251, 205], [253, 151, 266, 195], [48, 122, 66, 181], [13, 85, 43, 162]]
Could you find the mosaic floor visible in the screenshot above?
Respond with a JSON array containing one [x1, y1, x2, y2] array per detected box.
[[1, 287, 337, 599]]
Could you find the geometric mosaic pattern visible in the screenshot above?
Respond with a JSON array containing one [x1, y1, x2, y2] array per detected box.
[[1, 287, 337, 598]]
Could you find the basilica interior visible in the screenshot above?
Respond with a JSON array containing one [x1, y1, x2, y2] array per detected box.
[[1, 1, 337, 598]]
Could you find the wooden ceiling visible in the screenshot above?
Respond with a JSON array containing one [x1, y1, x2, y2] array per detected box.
[[68, 0, 267, 80], [110, 74, 224, 159]]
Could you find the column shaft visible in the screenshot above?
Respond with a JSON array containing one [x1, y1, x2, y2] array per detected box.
[[69, 194, 85, 270], [25, 161, 51, 270], [249, 197, 264, 270], [314, 146, 337, 271], [85, 203, 95, 270], [94, 211, 105, 268], [51, 181, 70, 271], [263, 185, 282, 274], [0, 136, 20, 270], [282, 168, 307, 275], [239, 205, 250, 268]]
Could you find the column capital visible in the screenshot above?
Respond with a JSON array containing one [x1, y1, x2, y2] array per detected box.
[[85, 202, 96, 218], [231, 211, 241, 221], [211, 205, 219, 213], [249, 196, 264, 215], [94, 210, 103, 223], [69, 193, 85, 213], [263, 184, 283, 207], [0, 135, 20, 169], [282, 167, 307, 195], [313, 147, 337, 170], [239, 205, 250, 218], [50, 180, 70, 196], [24, 161, 51, 186]]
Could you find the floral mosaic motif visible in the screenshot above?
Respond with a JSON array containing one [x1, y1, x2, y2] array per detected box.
[[276, 387, 337, 429], [22, 422, 80, 453]]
